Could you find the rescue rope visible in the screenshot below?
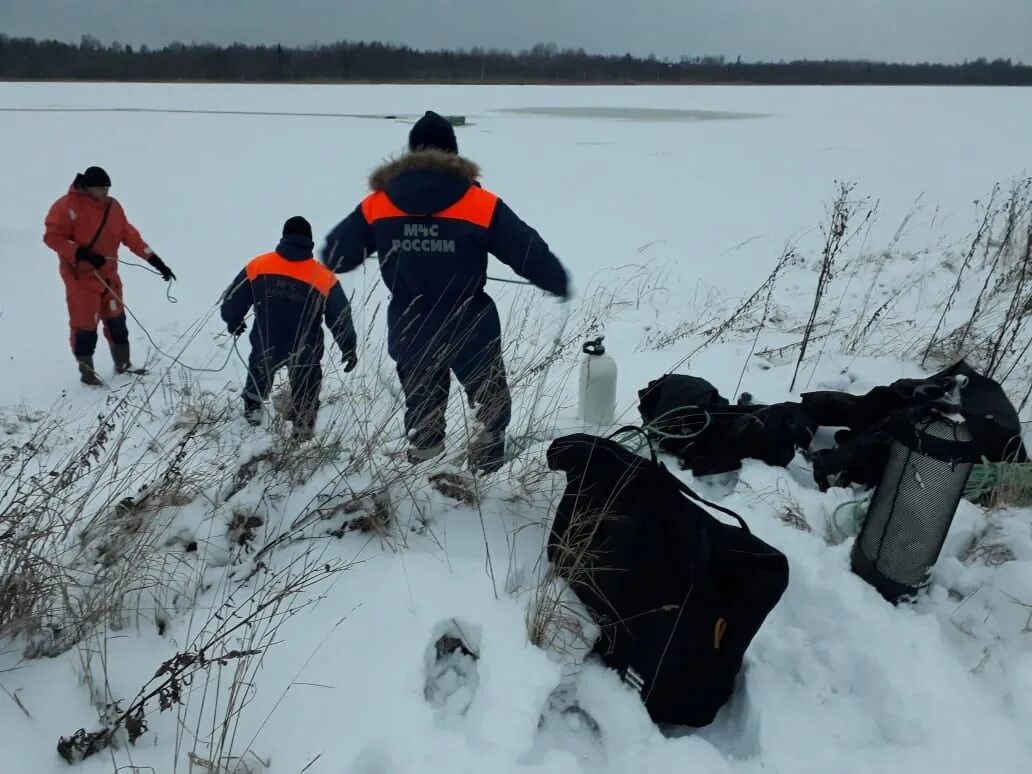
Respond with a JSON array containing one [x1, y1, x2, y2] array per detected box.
[[91, 260, 563, 459], [603, 409, 717, 460], [486, 276, 533, 286], [829, 495, 872, 542], [90, 259, 547, 387], [963, 460, 1032, 506], [817, 459, 1032, 544], [91, 268, 240, 375], [118, 258, 179, 303]]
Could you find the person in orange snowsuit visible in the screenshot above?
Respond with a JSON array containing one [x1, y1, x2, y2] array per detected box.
[[43, 166, 176, 385]]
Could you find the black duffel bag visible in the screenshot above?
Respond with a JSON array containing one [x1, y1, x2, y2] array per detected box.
[[545, 428, 789, 728]]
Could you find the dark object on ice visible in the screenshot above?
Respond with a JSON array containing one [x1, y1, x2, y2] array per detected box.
[[637, 374, 817, 476], [851, 404, 977, 604], [805, 360, 1027, 490], [545, 429, 789, 728]]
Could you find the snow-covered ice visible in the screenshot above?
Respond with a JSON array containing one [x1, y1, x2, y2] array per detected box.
[[1, 82, 1030, 773]]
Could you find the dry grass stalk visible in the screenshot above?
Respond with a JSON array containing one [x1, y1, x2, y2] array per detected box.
[[790, 180, 874, 391]]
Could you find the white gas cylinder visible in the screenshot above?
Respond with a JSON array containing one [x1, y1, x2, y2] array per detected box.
[[578, 337, 618, 426]]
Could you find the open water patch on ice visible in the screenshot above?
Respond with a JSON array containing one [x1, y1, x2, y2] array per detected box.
[[495, 105, 766, 122]]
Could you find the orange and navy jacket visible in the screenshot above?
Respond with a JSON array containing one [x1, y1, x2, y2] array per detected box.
[[220, 235, 357, 361], [319, 151, 568, 345]]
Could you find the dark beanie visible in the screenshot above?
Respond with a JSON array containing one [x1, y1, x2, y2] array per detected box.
[[77, 166, 111, 188], [408, 110, 458, 154], [282, 215, 313, 239]]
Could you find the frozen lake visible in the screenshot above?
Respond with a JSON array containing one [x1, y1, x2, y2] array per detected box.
[[3, 82, 1029, 401]]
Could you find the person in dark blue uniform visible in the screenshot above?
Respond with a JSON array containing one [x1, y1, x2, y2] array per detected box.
[[321, 111, 569, 472], [221, 216, 358, 440]]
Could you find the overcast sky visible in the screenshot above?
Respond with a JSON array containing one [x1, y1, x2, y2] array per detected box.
[[2, 0, 1030, 64]]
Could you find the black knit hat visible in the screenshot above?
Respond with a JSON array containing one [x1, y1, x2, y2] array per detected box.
[[282, 215, 313, 239], [76, 166, 111, 188], [408, 110, 458, 154]]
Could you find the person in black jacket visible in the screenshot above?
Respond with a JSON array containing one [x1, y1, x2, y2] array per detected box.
[[321, 111, 570, 472], [221, 216, 358, 440]]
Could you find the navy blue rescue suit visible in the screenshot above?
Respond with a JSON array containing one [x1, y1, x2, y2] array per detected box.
[[320, 113, 568, 469], [221, 218, 358, 434]]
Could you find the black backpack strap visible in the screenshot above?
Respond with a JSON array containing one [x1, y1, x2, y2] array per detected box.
[[609, 424, 752, 533], [671, 475, 752, 533], [85, 200, 113, 252]]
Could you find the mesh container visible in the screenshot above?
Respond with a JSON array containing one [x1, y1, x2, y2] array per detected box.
[[851, 410, 976, 603]]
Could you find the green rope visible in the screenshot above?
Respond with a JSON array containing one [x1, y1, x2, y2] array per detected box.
[[827, 460, 1032, 544], [964, 460, 1032, 505], [829, 494, 872, 542]]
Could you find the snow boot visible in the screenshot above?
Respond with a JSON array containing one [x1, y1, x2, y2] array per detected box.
[[407, 441, 445, 465], [110, 341, 133, 374], [291, 419, 315, 442], [77, 356, 103, 386], [243, 398, 263, 426], [469, 430, 506, 474], [285, 399, 318, 442]]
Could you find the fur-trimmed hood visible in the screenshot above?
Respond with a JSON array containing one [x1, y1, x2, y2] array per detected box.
[[369, 149, 480, 191], [367, 149, 483, 216]]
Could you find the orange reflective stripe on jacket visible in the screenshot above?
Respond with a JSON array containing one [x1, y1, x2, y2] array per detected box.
[[361, 186, 499, 227], [435, 187, 498, 227], [362, 192, 406, 223], [245, 252, 337, 296]]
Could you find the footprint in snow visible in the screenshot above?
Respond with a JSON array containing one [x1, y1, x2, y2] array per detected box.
[[423, 618, 481, 718], [539, 681, 603, 741]]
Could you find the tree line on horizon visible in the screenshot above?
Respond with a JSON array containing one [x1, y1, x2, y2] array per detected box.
[[1, 35, 1029, 85]]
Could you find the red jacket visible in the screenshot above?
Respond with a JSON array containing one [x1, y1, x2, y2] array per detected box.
[[43, 186, 153, 282]]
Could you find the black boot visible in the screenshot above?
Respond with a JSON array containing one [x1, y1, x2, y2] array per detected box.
[[469, 429, 506, 474], [291, 420, 315, 442], [243, 397, 263, 426], [407, 441, 445, 464], [288, 402, 317, 441], [77, 356, 103, 386], [111, 340, 132, 374]]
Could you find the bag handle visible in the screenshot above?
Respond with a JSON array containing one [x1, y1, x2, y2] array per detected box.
[[672, 476, 751, 533], [608, 424, 752, 533]]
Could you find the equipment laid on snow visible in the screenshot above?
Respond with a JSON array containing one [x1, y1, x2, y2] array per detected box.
[[633, 361, 1024, 497], [577, 337, 617, 427], [545, 429, 789, 728], [637, 374, 816, 476], [850, 377, 978, 603], [806, 359, 1027, 491]]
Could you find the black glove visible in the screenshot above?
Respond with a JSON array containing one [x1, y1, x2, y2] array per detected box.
[[148, 254, 176, 281], [75, 246, 106, 269], [229, 321, 247, 337], [342, 351, 358, 372]]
